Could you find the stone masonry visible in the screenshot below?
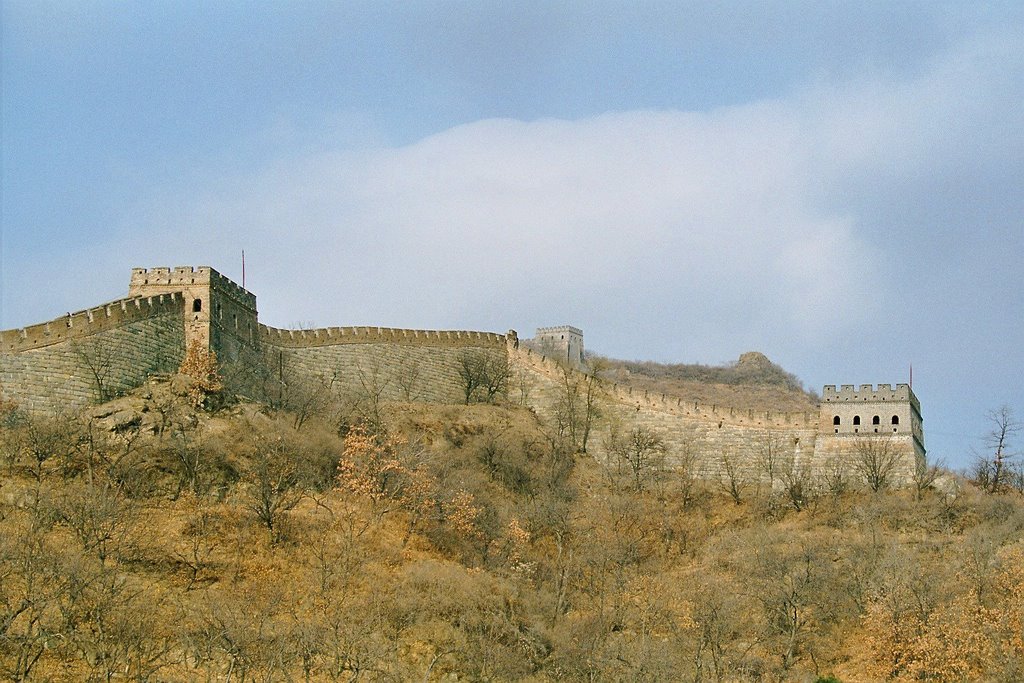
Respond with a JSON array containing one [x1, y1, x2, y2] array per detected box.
[[0, 266, 924, 484]]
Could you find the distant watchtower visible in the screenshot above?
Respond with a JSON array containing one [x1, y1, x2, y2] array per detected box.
[[533, 325, 585, 370], [128, 266, 258, 362], [815, 383, 925, 478]]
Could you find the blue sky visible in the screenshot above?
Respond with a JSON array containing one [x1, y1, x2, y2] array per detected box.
[[2, 1, 1022, 469]]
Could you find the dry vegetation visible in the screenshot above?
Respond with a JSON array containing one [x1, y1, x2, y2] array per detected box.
[[593, 351, 820, 413], [1, 371, 1022, 682]]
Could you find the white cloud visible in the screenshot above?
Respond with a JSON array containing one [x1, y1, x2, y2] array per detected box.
[[183, 104, 881, 348], [118, 30, 1019, 369]]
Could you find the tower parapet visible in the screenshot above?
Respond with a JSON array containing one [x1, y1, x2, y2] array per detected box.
[[821, 383, 921, 414]]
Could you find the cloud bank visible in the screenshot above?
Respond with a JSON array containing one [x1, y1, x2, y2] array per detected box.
[[138, 31, 1018, 371]]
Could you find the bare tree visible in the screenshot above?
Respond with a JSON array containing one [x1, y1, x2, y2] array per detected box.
[[853, 436, 901, 493], [741, 532, 840, 676], [778, 453, 815, 511], [8, 413, 82, 487], [512, 366, 534, 406], [353, 352, 392, 433], [554, 368, 583, 450], [608, 424, 667, 491], [978, 405, 1020, 493], [912, 454, 944, 500], [51, 479, 138, 564], [174, 502, 220, 590], [481, 353, 511, 403], [671, 431, 702, 509], [394, 353, 423, 402], [242, 435, 307, 541], [554, 363, 604, 454], [455, 350, 510, 404], [72, 340, 119, 403], [262, 349, 340, 429], [718, 449, 747, 505], [0, 518, 67, 682], [579, 360, 606, 454], [456, 350, 487, 404], [820, 455, 850, 497], [754, 430, 785, 495]]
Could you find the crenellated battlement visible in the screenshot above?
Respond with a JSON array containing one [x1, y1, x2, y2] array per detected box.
[[130, 266, 212, 287], [260, 324, 509, 349], [1, 293, 184, 353], [822, 383, 920, 412], [536, 325, 583, 337], [130, 266, 256, 309]]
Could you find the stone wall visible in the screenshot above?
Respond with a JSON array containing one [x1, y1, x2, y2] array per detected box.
[[257, 325, 509, 406], [0, 300, 186, 413], [1, 265, 924, 488], [510, 346, 925, 487], [510, 346, 821, 483]]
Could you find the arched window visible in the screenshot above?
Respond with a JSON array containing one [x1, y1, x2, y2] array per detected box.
[[853, 415, 861, 426], [872, 415, 880, 425], [192, 298, 202, 312], [833, 416, 841, 425], [891, 415, 900, 425]]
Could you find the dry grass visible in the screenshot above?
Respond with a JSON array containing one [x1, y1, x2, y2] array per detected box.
[[2, 381, 1022, 681]]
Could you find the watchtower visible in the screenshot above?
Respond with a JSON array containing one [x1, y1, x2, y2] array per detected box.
[[533, 325, 585, 370], [128, 266, 258, 362], [816, 384, 925, 478]]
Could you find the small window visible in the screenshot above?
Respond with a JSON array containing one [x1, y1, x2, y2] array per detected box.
[[192, 298, 202, 312], [833, 416, 841, 425], [853, 415, 861, 426], [891, 415, 900, 425], [872, 415, 880, 425]]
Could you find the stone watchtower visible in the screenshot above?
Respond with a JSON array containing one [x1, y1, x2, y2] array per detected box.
[[533, 325, 585, 370], [128, 267, 258, 362], [815, 383, 925, 478]]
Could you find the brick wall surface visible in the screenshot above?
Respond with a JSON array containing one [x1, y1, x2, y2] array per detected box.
[[0, 312, 185, 412]]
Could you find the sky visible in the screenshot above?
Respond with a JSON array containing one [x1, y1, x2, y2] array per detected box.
[[2, 1, 1021, 469]]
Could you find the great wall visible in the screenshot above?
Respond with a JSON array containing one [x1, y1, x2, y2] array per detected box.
[[0, 266, 925, 484]]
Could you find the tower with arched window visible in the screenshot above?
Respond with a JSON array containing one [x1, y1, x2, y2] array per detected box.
[[815, 383, 925, 478]]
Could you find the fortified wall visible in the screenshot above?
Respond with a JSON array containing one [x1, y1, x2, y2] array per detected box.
[[0, 266, 924, 484], [0, 294, 187, 412], [510, 347, 923, 484], [258, 325, 509, 406], [0, 267, 508, 414]]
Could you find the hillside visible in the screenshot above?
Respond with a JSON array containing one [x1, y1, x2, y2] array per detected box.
[[592, 350, 820, 413], [1, 376, 1022, 682]]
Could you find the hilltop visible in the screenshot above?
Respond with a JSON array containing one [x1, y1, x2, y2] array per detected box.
[[593, 350, 819, 413]]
